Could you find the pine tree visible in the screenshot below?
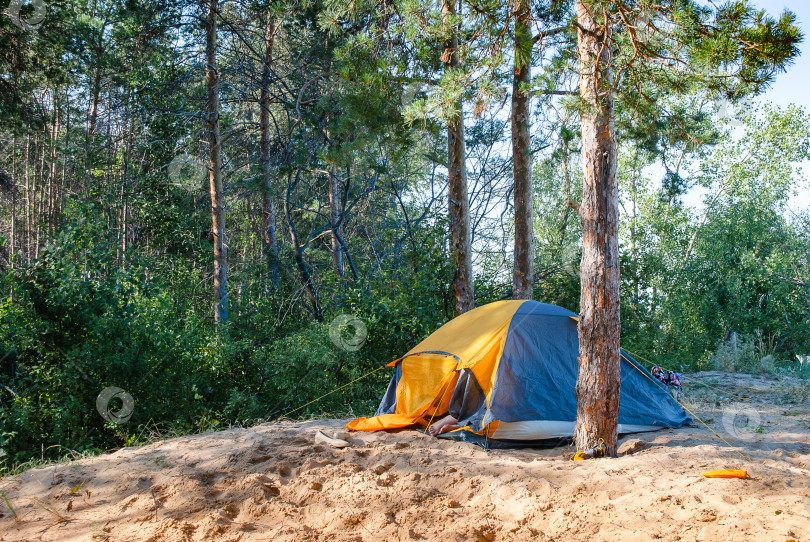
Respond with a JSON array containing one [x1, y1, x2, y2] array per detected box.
[[205, 0, 228, 324], [571, 0, 802, 454], [442, 0, 474, 314], [511, 0, 534, 300]]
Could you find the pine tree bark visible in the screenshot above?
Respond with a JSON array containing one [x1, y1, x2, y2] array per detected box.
[[442, 0, 474, 314], [260, 16, 279, 286], [573, 1, 621, 456], [206, 0, 228, 323], [511, 0, 533, 300]]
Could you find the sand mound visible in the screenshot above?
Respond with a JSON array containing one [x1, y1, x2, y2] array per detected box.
[[1, 372, 809, 541]]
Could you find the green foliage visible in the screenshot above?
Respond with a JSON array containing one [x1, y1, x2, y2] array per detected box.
[[0, 199, 457, 471], [615, 104, 810, 372]]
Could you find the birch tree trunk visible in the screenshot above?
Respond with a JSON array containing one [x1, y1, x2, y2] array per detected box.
[[206, 0, 228, 323], [573, 0, 621, 456], [442, 0, 473, 315], [511, 0, 533, 300], [260, 16, 279, 285]]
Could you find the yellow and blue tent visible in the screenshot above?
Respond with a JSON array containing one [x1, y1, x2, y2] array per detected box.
[[347, 300, 689, 444]]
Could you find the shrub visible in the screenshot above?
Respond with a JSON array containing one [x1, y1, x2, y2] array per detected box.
[[712, 330, 780, 373]]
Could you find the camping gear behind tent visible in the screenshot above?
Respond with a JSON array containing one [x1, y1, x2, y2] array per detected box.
[[347, 300, 689, 442]]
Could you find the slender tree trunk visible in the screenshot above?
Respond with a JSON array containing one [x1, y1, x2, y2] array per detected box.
[[118, 168, 127, 262], [58, 86, 69, 221], [81, 59, 102, 197], [573, 1, 621, 456], [260, 16, 280, 286], [511, 0, 533, 300], [48, 90, 59, 236], [324, 119, 344, 278], [329, 171, 344, 276], [442, 0, 473, 314], [206, 0, 228, 323], [36, 134, 45, 259], [24, 135, 30, 264], [88, 62, 102, 136], [681, 181, 728, 268], [285, 172, 322, 321], [10, 136, 16, 270], [558, 134, 573, 252], [121, 92, 133, 257]]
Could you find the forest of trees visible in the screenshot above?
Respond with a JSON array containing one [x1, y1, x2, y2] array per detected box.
[[1, 0, 809, 465]]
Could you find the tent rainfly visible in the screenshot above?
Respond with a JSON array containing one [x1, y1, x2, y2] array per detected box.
[[347, 301, 689, 445]]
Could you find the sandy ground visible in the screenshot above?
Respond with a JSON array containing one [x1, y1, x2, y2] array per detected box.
[[1, 371, 809, 542]]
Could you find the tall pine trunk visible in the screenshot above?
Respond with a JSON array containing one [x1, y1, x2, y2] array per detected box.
[[442, 0, 473, 315], [511, 0, 533, 300], [573, 1, 620, 455], [260, 16, 279, 285], [206, 0, 228, 323]]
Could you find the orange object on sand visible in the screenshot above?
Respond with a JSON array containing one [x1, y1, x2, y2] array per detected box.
[[702, 469, 748, 479]]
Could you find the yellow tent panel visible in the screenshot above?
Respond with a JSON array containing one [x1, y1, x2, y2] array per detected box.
[[348, 301, 522, 432]]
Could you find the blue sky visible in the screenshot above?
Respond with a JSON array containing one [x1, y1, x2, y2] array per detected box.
[[676, 1, 810, 212], [758, 0, 809, 113], [747, 0, 809, 211]]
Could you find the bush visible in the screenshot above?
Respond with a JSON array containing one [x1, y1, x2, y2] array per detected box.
[[0, 213, 455, 472], [712, 330, 780, 374]]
